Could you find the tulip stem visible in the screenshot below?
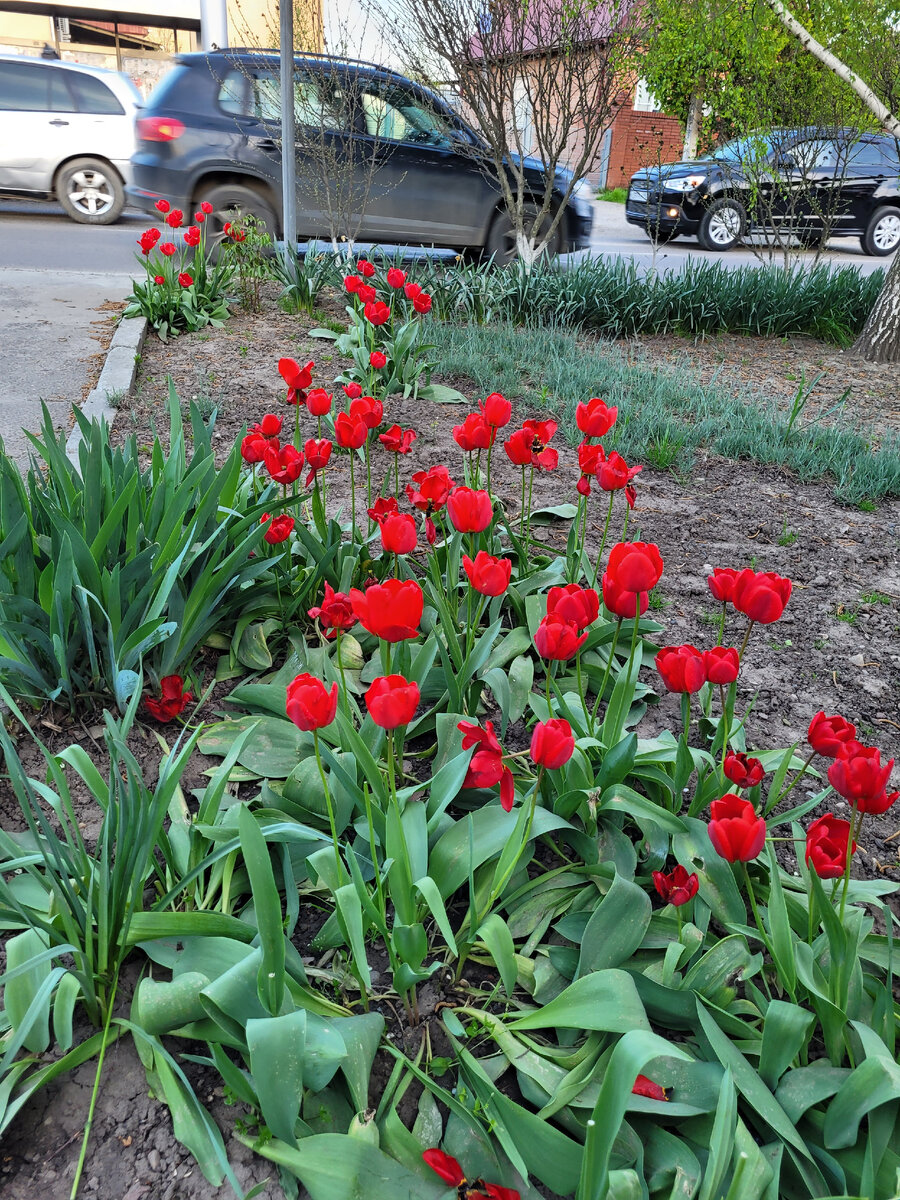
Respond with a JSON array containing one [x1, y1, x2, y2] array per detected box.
[[591, 492, 615, 591], [349, 452, 357, 541], [718, 600, 727, 645], [335, 631, 350, 716], [363, 782, 387, 925], [313, 730, 343, 880], [545, 664, 554, 719], [738, 619, 755, 662], [719, 684, 730, 767], [768, 749, 816, 813], [526, 465, 535, 548], [838, 802, 860, 924], [591, 619, 622, 727], [575, 652, 590, 730], [576, 495, 589, 584], [486, 440, 493, 496], [741, 862, 773, 998], [365, 441, 373, 509], [519, 466, 527, 538], [394, 454, 400, 499]]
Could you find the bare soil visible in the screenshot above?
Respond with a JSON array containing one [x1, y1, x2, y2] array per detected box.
[[2, 288, 899, 1200]]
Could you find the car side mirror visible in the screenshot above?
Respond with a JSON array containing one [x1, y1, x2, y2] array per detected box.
[[774, 154, 796, 170]]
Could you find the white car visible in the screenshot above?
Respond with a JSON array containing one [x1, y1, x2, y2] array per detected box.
[[0, 54, 142, 224]]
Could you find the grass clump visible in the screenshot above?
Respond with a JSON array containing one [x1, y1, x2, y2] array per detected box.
[[428, 319, 900, 505]]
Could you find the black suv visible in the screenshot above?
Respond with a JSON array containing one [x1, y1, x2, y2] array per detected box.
[[625, 128, 900, 256], [129, 50, 594, 259]]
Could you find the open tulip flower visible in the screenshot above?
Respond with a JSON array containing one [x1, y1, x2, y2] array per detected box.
[[454, 412, 494, 452], [278, 357, 314, 404], [731, 568, 792, 624], [530, 718, 575, 770], [303, 437, 333, 486], [577, 441, 602, 495], [365, 674, 420, 729], [145, 675, 193, 722], [264, 443, 304, 485], [655, 644, 706, 693], [807, 711, 858, 758], [286, 673, 338, 732], [652, 864, 699, 906], [596, 448, 642, 499], [708, 794, 767, 862], [606, 541, 664, 593], [308, 582, 355, 638], [458, 720, 515, 811], [828, 746, 896, 813], [805, 813, 856, 879], [723, 751, 765, 789], [350, 578, 423, 642], [423, 1149, 520, 1200], [463, 551, 512, 596], [379, 424, 417, 454]]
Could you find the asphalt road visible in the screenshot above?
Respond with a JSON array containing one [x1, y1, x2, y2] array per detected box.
[[0, 195, 892, 465]]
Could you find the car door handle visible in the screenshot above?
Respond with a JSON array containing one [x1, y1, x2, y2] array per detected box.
[[250, 136, 279, 151], [49, 118, 69, 126]]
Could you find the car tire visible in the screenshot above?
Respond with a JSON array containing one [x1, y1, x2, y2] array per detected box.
[[697, 199, 745, 251], [198, 182, 279, 260], [56, 157, 125, 225], [485, 203, 562, 265], [860, 206, 900, 257], [646, 227, 678, 244]]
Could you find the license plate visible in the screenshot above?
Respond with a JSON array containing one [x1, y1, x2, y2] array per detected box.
[[629, 188, 648, 203]]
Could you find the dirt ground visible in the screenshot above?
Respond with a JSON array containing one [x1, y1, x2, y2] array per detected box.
[[2, 289, 899, 1200]]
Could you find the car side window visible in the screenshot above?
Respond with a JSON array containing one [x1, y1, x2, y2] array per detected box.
[[847, 141, 890, 170], [50, 72, 76, 112], [359, 84, 454, 147], [218, 69, 247, 116], [66, 72, 124, 115], [250, 71, 350, 131], [0, 61, 52, 110], [788, 140, 835, 172]]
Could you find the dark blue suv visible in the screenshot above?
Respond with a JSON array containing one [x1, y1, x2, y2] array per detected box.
[[129, 50, 593, 260]]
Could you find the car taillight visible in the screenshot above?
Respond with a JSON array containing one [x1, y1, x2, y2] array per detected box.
[[137, 116, 186, 142]]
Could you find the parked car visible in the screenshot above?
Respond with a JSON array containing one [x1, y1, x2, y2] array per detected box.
[[625, 128, 900, 256], [0, 54, 141, 224], [128, 50, 594, 260]]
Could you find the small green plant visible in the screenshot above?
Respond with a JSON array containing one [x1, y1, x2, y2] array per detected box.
[[858, 498, 877, 511], [645, 428, 686, 470], [861, 590, 892, 604], [272, 246, 338, 315], [835, 603, 858, 623], [220, 212, 273, 313], [596, 186, 627, 203], [777, 518, 798, 546]]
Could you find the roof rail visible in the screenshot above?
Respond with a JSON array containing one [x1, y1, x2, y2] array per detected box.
[[216, 47, 392, 73]]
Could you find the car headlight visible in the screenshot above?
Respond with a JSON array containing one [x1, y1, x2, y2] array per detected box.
[[665, 174, 707, 192]]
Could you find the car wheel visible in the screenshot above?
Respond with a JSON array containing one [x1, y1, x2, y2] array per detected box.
[[485, 203, 561, 266], [697, 199, 745, 251], [646, 227, 678, 244], [56, 157, 125, 225], [860, 206, 900, 257], [198, 182, 279, 260]]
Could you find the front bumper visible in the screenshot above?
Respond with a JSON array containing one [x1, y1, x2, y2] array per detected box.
[[625, 185, 704, 235], [567, 194, 594, 250]]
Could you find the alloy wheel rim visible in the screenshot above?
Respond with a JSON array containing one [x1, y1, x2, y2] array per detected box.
[[873, 214, 900, 251], [709, 207, 741, 245], [68, 169, 114, 216]]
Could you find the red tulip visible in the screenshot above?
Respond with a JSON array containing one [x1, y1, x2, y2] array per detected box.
[[805, 813, 856, 879], [655, 644, 706, 693], [183, 225, 201, 247], [223, 221, 246, 242], [632, 1075, 669, 1102], [364, 300, 391, 325], [523, 417, 558, 470], [286, 673, 338, 731], [828, 746, 896, 813], [576, 397, 618, 438], [808, 711, 858, 758], [723, 752, 765, 789], [530, 719, 575, 769], [138, 227, 161, 254], [596, 448, 642, 494], [463, 551, 512, 596], [264, 444, 304, 485], [479, 392, 512, 428], [194, 211, 205, 223], [454, 412, 494, 452], [379, 424, 417, 454], [707, 794, 766, 862], [200, 200, 213, 214], [370, 350, 387, 368], [367, 496, 399, 522], [178, 272, 193, 288], [602, 572, 649, 619], [386, 267, 406, 288], [503, 427, 534, 466], [703, 646, 740, 685], [343, 380, 363, 400], [379, 512, 417, 555], [606, 541, 664, 593], [576, 441, 602, 494], [407, 465, 454, 514], [350, 578, 423, 642], [153, 274, 165, 284], [304, 437, 332, 485], [350, 394, 383, 428], [731, 569, 792, 624], [707, 567, 741, 604], [546, 584, 599, 630], [458, 720, 515, 811], [165, 208, 183, 228], [278, 358, 314, 406], [155, 198, 170, 213], [334, 411, 368, 449], [652, 864, 699, 906], [357, 282, 376, 304], [305, 387, 332, 416], [308, 582, 356, 638], [144, 674, 193, 722], [260, 512, 295, 544], [447, 486, 493, 533], [240, 432, 268, 463], [404, 281, 421, 300], [412, 292, 432, 314], [534, 613, 588, 661], [158, 242, 176, 256], [357, 259, 375, 277], [365, 674, 420, 729], [251, 413, 283, 439], [423, 1149, 520, 1200], [344, 274, 361, 293]]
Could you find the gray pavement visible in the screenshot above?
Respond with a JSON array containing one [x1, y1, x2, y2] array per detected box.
[[0, 194, 893, 468]]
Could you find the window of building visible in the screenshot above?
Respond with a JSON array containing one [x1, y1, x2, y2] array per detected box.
[[633, 79, 662, 113]]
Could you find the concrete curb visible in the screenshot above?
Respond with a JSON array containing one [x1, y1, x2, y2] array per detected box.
[[66, 314, 148, 464]]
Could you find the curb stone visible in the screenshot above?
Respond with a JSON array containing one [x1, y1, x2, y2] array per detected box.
[[66, 315, 148, 464]]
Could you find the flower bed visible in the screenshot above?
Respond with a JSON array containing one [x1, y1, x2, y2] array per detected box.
[[1, 257, 900, 1200]]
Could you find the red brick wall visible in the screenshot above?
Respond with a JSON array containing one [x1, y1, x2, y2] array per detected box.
[[605, 108, 684, 189]]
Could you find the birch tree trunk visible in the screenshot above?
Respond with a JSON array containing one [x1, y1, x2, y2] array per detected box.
[[854, 251, 900, 362], [682, 90, 703, 160]]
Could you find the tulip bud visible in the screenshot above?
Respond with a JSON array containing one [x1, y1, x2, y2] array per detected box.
[[348, 1110, 380, 1147]]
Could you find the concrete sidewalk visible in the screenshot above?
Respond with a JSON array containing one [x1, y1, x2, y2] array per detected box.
[[0, 268, 132, 467]]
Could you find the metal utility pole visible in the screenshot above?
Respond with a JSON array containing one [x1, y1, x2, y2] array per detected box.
[[199, 0, 228, 51], [280, 0, 298, 259]]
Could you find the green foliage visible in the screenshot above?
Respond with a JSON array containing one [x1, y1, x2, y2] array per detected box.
[[0, 391, 272, 708], [124, 233, 232, 340], [271, 246, 340, 315], [219, 212, 273, 314]]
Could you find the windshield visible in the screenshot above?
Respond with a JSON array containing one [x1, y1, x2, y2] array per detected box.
[[712, 134, 777, 164]]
